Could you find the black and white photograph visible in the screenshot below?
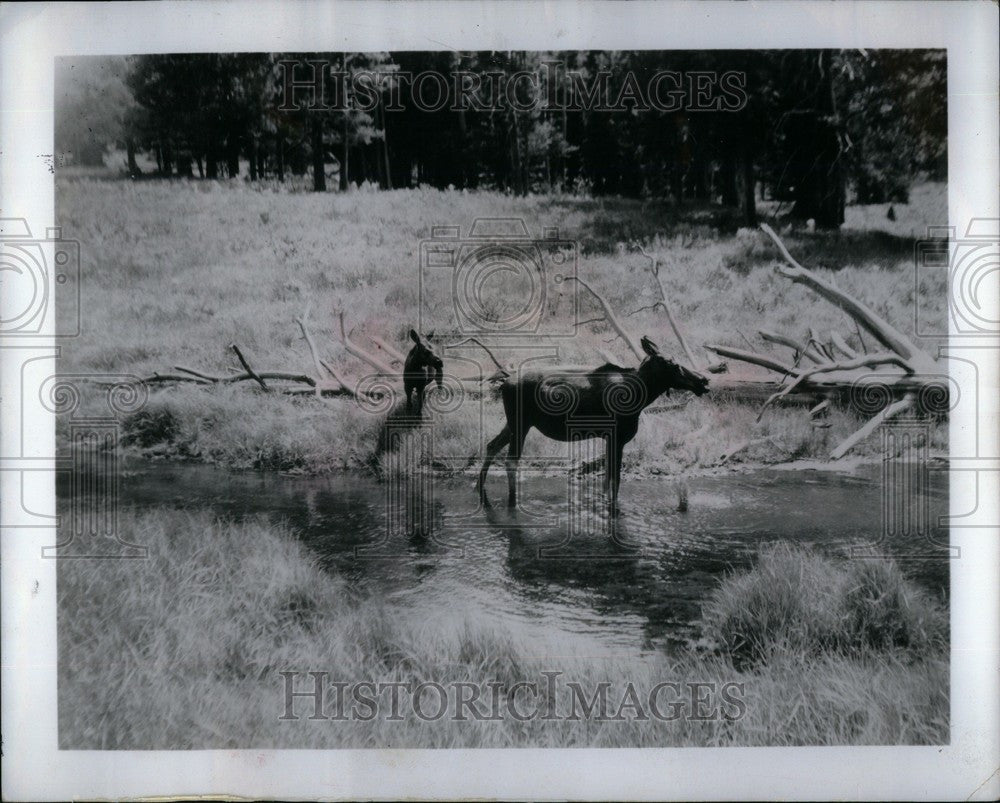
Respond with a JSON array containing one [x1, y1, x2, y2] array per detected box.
[[1, 1, 998, 800]]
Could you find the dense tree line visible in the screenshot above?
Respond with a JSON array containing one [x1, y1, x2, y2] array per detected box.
[[56, 49, 945, 228]]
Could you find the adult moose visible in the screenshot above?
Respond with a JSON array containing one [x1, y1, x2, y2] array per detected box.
[[403, 329, 444, 415], [477, 336, 709, 512]]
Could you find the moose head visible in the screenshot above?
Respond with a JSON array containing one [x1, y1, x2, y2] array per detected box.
[[638, 336, 710, 397], [403, 329, 444, 415]]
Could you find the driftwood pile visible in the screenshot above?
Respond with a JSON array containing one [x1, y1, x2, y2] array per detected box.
[[705, 224, 948, 459], [128, 304, 507, 404], [122, 224, 947, 459]]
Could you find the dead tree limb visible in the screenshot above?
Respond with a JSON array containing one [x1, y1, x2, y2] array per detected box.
[[756, 352, 915, 421], [830, 394, 916, 460], [174, 366, 219, 382], [705, 344, 799, 376], [295, 309, 336, 384], [758, 330, 826, 364], [369, 335, 406, 365], [230, 344, 268, 391], [760, 223, 930, 367], [115, 371, 317, 387], [446, 336, 508, 374], [335, 311, 396, 374], [636, 245, 699, 367], [704, 226, 946, 457], [830, 331, 857, 360], [563, 276, 645, 362], [319, 359, 354, 397]]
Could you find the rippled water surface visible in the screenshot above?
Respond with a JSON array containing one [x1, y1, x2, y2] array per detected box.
[[96, 462, 949, 656]]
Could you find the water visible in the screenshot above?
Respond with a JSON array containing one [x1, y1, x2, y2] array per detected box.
[[84, 462, 949, 657]]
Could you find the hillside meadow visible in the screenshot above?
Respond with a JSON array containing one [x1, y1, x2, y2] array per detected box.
[[55, 177, 947, 475]]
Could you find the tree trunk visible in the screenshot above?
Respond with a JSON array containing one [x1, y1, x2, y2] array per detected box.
[[249, 138, 258, 181], [509, 111, 525, 196], [789, 115, 844, 228], [226, 137, 239, 178], [176, 151, 193, 178], [311, 115, 326, 192], [789, 52, 845, 229], [380, 102, 393, 190], [276, 134, 285, 182], [339, 112, 349, 191], [738, 145, 757, 227], [126, 139, 140, 177], [206, 142, 218, 179], [195, 153, 204, 179], [163, 143, 174, 176], [720, 151, 738, 207]]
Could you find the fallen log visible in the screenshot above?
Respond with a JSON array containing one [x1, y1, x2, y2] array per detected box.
[[230, 344, 268, 391], [710, 225, 947, 458], [760, 223, 934, 370], [705, 344, 799, 377]]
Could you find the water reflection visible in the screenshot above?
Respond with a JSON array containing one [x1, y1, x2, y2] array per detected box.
[[62, 462, 950, 655]]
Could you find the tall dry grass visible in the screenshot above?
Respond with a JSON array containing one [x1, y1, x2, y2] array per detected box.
[[56, 178, 948, 474], [701, 541, 948, 670], [58, 508, 948, 748]]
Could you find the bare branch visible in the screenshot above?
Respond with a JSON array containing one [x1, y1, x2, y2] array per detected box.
[[445, 336, 507, 373], [294, 307, 334, 382], [637, 244, 699, 367], [368, 335, 406, 365], [106, 371, 317, 388], [756, 352, 915, 420], [830, 394, 916, 459], [758, 329, 826, 364], [230, 344, 268, 391], [335, 310, 396, 374], [704, 344, 799, 376], [760, 223, 930, 366], [853, 317, 869, 354], [563, 275, 645, 362], [171, 366, 215, 383], [319, 360, 354, 397], [830, 331, 857, 359], [810, 400, 831, 418]]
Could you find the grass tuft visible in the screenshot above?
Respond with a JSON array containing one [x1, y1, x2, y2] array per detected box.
[[701, 541, 948, 670], [59, 509, 948, 748]]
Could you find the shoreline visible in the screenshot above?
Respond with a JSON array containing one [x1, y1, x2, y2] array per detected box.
[[112, 444, 947, 481]]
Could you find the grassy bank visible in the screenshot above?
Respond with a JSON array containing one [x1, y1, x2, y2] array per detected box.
[[56, 178, 948, 475], [58, 508, 948, 748]]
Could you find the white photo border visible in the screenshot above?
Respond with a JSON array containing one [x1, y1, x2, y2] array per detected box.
[[1, 1, 998, 799]]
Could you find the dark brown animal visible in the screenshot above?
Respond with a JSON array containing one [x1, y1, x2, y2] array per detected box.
[[403, 329, 443, 415], [477, 336, 709, 512]]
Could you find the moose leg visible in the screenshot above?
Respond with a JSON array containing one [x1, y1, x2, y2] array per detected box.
[[505, 428, 528, 508], [477, 426, 511, 506], [607, 438, 625, 515]]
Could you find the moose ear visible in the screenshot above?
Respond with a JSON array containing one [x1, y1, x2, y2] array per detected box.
[[641, 336, 660, 357], [409, 329, 420, 344]]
